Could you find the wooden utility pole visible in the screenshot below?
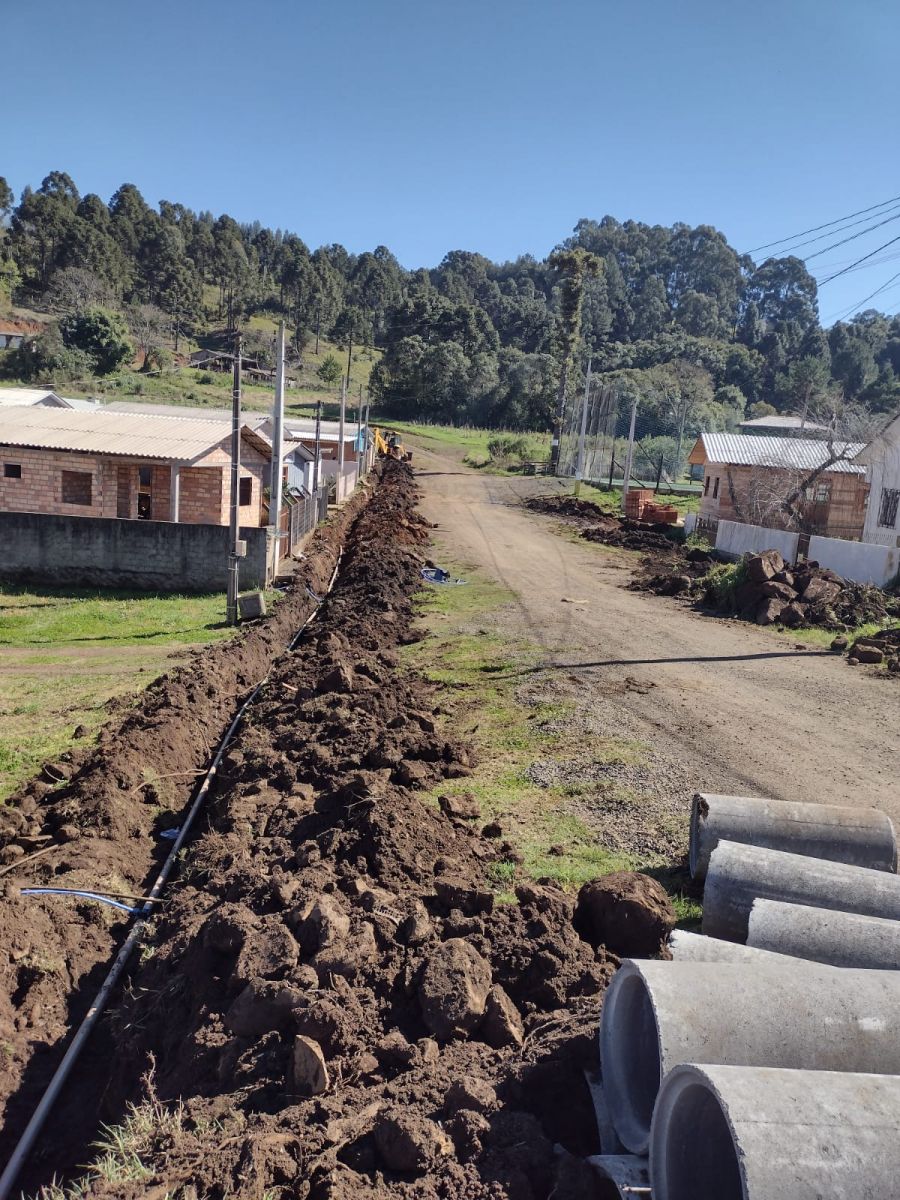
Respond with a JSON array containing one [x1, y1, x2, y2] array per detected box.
[[226, 331, 242, 625]]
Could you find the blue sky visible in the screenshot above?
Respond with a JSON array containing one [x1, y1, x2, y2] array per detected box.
[[5, 0, 899, 322]]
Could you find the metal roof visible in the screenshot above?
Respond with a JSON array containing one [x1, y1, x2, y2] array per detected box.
[[0, 387, 63, 407], [738, 414, 829, 432], [691, 432, 866, 474], [0, 405, 271, 463], [104, 400, 269, 427]]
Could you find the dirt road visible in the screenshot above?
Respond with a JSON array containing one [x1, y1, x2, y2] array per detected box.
[[416, 451, 900, 826]]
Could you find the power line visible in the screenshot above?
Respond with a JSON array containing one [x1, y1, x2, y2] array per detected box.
[[824, 268, 900, 323], [760, 202, 900, 258], [746, 192, 900, 254], [818, 232, 900, 287], [802, 208, 900, 262]]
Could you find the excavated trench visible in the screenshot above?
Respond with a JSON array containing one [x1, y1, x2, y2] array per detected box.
[[0, 481, 371, 1172], [3, 461, 662, 1199]]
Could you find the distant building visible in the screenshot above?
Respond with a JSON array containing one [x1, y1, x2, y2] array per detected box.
[[737, 414, 830, 438], [855, 413, 900, 548], [0, 319, 42, 351], [0, 387, 100, 410], [688, 432, 868, 540], [0, 406, 275, 526]]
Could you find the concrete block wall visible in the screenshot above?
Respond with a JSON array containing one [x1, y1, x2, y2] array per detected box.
[[0, 510, 270, 592], [715, 519, 800, 564], [808, 535, 900, 587]]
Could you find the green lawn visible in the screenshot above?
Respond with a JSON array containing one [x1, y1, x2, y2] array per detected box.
[[0, 587, 236, 802], [388, 421, 551, 467]]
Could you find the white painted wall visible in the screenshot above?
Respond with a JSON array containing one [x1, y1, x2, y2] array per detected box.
[[715, 519, 800, 563], [860, 438, 900, 547], [683, 512, 697, 536], [808, 535, 900, 587]]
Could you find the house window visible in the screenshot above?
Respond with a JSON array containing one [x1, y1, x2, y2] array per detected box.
[[61, 470, 92, 506], [3, 463, 21, 479], [138, 466, 152, 487], [704, 476, 711, 495], [712, 476, 720, 499], [815, 482, 831, 503], [878, 487, 900, 529], [239, 477, 253, 506]]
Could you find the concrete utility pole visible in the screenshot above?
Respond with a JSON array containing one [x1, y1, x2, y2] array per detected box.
[[313, 397, 322, 496], [269, 320, 286, 578], [675, 396, 688, 481], [362, 395, 371, 474], [574, 356, 592, 492], [621, 394, 638, 511], [226, 331, 242, 626], [338, 375, 347, 501]]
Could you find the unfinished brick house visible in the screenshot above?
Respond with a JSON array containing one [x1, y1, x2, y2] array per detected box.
[[0, 407, 274, 526], [688, 432, 869, 539]]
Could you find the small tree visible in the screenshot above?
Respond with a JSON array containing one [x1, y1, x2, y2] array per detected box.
[[60, 307, 133, 374], [316, 353, 343, 385]]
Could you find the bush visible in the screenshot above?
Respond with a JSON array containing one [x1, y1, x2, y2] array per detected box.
[[702, 559, 748, 610], [487, 435, 531, 465], [59, 307, 133, 374], [145, 345, 173, 373], [197, 372, 214, 385]]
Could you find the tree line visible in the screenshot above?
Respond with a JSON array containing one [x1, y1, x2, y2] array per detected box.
[[1, 171, 899, 436]]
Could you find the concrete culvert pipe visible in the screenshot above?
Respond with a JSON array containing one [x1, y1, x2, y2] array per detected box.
[[598, 958, 900, 1154], [702, 840, 900, 942], [649, 1063, 900, 1200], [748, 898, 900, 968], [667, 928, 810, 966], [689, 791, 897, 881]]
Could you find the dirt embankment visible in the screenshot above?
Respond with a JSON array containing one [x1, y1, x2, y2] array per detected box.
[[23, 461, 674, 1200], [0, 484, 371, 1159]]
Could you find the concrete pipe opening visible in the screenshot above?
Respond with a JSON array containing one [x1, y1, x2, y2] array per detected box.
[[599, 966, 661, 1153], [650, 1067, 743, 1200]]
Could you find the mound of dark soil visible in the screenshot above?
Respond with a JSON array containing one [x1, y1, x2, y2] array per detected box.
[[39, 461, 646, 1200], [574, 872, 675, 957], [0, 484, 372, 1160], [524, 495, 618, 526], [582, 520, 682, 552]]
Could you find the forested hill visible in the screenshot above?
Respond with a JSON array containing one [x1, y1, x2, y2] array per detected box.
[[1, 171, 899, 436]]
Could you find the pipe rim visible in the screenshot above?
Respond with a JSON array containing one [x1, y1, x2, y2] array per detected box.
[[688, 792, 705, 878], [649, 1064, 747, 1200], [599, 962, 663, 1154]]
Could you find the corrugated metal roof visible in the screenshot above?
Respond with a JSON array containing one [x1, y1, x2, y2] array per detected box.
[[0, 405, 269, 463], [0, 388, 62, 407], [104, 400, 269, 427], [694, 432, 866, 474], [738, 414, 829, 432]]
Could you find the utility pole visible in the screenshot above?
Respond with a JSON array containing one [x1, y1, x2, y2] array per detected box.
[[362, 394, 371, 475], [269, 320, 286, 578], [574, 356, 592, 494], [338, 375, 347, 502], [315, 308, 321, 355], [675, 397, 688, 482], [313, 397, 322, 496], [226, 331, 242, 626], [356, 383, 364, 481], [621, 395, 638, 511]]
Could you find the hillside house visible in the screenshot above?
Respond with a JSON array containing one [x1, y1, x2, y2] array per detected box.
[[688, 432, 868, 539], [0, 387, 101, 410], [855, 413, 900, 548], [0, 320, 42, 350], [0, 407, 275, 526]]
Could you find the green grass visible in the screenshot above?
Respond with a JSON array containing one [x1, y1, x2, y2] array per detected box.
[[405, 562, 638, 891], [786, 620, 892, 650], [0, 586, 245, 802], [387, 421, 551, 467]]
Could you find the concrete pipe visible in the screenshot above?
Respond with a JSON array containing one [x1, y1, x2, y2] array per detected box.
[[702, 840, 900, 942], [649, 1063, 900, 1200], [587, 1154, 650, 1198], [667, 928, 808, 966], [689, 791, 897, 881], [748, 898, 900, 969], [598, 958, 900, 1154]]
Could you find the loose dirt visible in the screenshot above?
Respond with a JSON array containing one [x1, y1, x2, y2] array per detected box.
[[0, 484, 370, 1164], [5, 461, 673, 1199]]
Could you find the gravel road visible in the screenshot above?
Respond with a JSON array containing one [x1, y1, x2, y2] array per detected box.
[[416, 451, 900, 828]]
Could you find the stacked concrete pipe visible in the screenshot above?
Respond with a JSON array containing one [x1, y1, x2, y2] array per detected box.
[[667, 928, 812, 966], [702, 839, 900, 941], [649, 1063, 900, 1200], [748, 898, 900, 968], [598, 958, 900, 1154], [689, 791, 897, 881]]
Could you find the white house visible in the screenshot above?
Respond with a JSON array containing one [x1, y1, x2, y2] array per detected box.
[[855, 413, 900, 547]]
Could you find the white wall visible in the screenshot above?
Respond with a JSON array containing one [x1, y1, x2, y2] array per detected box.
[[683, 512, 697, 536], [861, 440, 900, 547], [715, 519, 800, 563], [808, 535, 900, 587]]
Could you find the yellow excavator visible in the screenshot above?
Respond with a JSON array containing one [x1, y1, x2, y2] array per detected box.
[[374, 427, 413, 462]]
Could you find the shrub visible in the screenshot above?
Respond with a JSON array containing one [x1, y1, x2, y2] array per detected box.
[[702, 559, 748, 610], [59, 308, 133, 374], [487, 435, 531, 465], [197, 372, 214, 385]]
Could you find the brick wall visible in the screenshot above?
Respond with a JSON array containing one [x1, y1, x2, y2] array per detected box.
[[0, 447, 106, 518], [0, 510, 270, 591]]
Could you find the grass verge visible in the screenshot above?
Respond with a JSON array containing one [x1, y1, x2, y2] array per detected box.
[[0, 586, 243, 802]]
